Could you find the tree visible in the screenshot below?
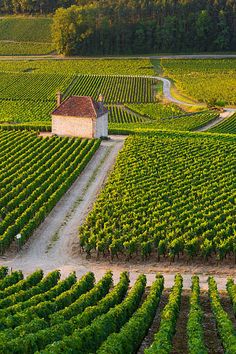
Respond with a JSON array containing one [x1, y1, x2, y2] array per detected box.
[[195, 10, 212, 51], [214, 10, 230, 50], [52, 6, 82, 55]]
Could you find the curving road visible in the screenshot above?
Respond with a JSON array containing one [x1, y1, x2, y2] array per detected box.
[[143, 75, 199, 106]]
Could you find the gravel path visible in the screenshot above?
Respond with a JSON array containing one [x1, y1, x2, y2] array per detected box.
[[1, 54, 236, 60], [141, 75, 236, 129]]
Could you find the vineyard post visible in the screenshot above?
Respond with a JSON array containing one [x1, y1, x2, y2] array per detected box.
[[16, 233, 22, 252]]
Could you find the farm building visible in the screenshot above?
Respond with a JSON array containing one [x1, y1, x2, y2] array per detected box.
[[52, 93, 108, 139]]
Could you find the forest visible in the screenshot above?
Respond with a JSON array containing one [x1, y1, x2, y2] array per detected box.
[[1, 0, 236, 55]]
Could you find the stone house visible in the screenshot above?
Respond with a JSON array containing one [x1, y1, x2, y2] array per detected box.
[[52, 93, 108, 139]]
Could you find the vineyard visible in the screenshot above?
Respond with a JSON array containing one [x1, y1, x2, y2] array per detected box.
[[79, 132, 236, 262], [0, 73, 74, 101], [209, 113, 236, 135], [65, 75, 156, 103], [0, 17, 53, 55], [0, 100, 54, 123], [0, 60, 157, 123], [126, 103, 183, 119], [161, 59, 236, 105], [0, 267, 235, 353], [109, 110, 219, 134], [108, 106, 145, 124], [0, 131, 100, 253], [0, 51, 235, 354]]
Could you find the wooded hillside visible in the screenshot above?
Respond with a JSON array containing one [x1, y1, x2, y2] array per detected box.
[[1, 0, 236, 55], [52, 0, 236, 55]]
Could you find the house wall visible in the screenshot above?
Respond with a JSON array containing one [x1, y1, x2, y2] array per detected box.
[[52, 115, 94, 138], [95, 113, 108, 138]]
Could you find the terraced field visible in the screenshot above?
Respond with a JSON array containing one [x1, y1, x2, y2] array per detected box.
[[209, 113, 236, 134], [0, 267, 235, 353], [80, 132, 236, 262], [0, 130, 100, 253]]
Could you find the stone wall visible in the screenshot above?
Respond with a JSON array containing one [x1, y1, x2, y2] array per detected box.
[[52, 115, 94, 138]]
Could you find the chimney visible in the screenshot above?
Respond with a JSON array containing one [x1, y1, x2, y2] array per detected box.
[[98, 94, 104, 110], [56, 92, 63, 107]]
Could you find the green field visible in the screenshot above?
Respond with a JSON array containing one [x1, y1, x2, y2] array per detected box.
[[0, 17, 53, 55], [0, 42, 54, 56], [0, 267, 234, 353], [0, 17, 52, 42], [0, 131, 100, 253], [161, 59, 236, 105], [80, 132, 236, 262]]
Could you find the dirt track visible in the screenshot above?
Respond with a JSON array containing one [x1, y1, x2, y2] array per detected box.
[[1, 54, 236, 60]]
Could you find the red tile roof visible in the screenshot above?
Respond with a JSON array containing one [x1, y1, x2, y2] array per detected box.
[[52, 96, 108, 118]]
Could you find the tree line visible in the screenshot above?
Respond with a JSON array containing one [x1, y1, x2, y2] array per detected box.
[[52, 0, 236, 55], [1, 0, 236, 55]]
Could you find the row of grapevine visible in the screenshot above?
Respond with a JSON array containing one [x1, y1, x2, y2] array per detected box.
[[79, 132, 236, 262], [0, 268, 233, 353], [209, 113, 236, 135], [1, 272, 130, 353], [97, 274, 164, 354], [226, 278, 236, 316], [145, 274, 182, 353], [187, 276, 208, 354], [108, 105, 145, 124], [0, 123, 51, 131], [125, 102, 183, 120], [0, 131, 100, 253], [208, 277, 236, 352]]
